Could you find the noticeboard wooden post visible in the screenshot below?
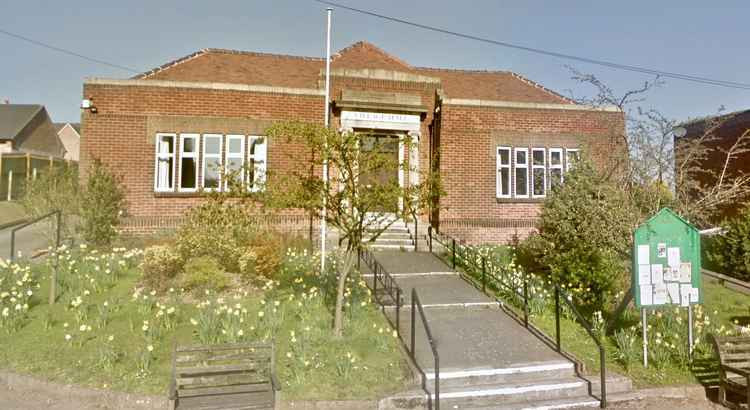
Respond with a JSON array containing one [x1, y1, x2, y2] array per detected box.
[[632, 208, 702, 366]]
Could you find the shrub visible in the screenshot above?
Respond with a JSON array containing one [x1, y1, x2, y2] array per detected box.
[[181, 256, 231, 293], [239, 240, 283, 281], [175, 199, 258, 272], [516, 157, 641, 312], [140, 245, 182, 291], [707, 204, 750, 281], [80, 159, 125, 246]]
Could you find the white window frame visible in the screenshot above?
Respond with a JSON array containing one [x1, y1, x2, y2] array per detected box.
[[513, 147, 529, 198], [201, 134, 223, 191], [549, 148, 564, 188], [531, 148, 546, 198], [566, 148, 580, 172], [248, 136, 267, 192], [154, 133, 176, 192], [496, 146, 511, 198], [178, 133, 199, 192], [224, 134, 245, 191]]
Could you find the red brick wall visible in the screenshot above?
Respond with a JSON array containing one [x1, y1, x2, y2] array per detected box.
[[81, 83, 324, 219], [436, 103, 625, 244]]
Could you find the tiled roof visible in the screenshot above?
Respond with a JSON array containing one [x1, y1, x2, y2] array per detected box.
[[0, 104, 43, 140], [135, 41, 573, 104]]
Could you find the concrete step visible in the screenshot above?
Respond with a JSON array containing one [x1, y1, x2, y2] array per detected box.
[[463, 395, 601, 409], [365, 232, 414, 240], [424, 361, 576, 390], [367, 244, 416, 251], [383, 377, 589, 409]]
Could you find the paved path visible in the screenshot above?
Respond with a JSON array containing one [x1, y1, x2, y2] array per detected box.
[[362, 250, 572, 375], [0, 221, 50, 261]]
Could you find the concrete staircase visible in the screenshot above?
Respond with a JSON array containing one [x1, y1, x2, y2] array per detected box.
[[361, 251, 633, 410], [382, 361, 631, 409], [365, 217, 415, 251]]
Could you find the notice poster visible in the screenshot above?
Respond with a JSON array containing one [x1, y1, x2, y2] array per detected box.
[[667, 247, 681, 269], [651, 264, 664, 285], [680, 284, 692, 306], [669, 283, 682, 303], [638, 264, 651, 285], [653, 284, 668, 305], [651, 264, 663, 282], [663, 265, 675, 282], [638, 245, 650, 265], [689, 287, 700, 303], [657, 243, 667, 258], [679, 262, 692, 283], [640, 285, 653, 306]]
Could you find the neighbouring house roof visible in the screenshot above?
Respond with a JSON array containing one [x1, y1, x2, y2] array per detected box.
[[0, 104, 43, 140], [134, 41, 574, 104], [53, 122, 81, 134]]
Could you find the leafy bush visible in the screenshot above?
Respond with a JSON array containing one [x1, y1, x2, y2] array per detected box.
[[707, 204, 750, 281], [140, 245, 182, 291], [175, 199, 258, 272], [80, 159, 125, 246], [516, 158, 641, 312], [181, 256, 231, 293], [239, 240, 282, 281]]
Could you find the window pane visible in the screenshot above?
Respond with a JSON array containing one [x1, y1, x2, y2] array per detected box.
[[567, 150, 580, 169], [183, 138, 196, 153], [500, 168, 510, 196], [550, 150, 562, 166], [533, 168, 545, 196], [228, 138, 242, 154], [516, 150, 527, 165], [550, 169, 562, 188], [499, 149, 509, 165], [515, 169, 528, 196], [205, 137, 221, 155], [156, 157, 173, 189], [226, 158, 243, 187], [533, 150, 545, 165], [180, 158, 196, 189], [204, 158, 221, 188], [158, 136, 174, 154]]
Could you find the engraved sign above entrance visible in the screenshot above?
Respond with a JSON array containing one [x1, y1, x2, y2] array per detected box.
[[340, 110, 420, 132]]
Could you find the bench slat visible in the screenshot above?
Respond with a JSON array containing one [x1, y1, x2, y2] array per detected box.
[[178, 382, 273, 398], [178, 374, 270, 389], [176, 342, 272, 353], [176, 363, 263, 376], [178, 392, 273, 410], [177, 352, 271, 363]]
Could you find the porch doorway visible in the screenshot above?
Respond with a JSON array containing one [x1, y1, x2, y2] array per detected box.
[[359, 133, 400, 213]]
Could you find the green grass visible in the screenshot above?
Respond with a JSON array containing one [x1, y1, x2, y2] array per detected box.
[[0, 201, 27, 226], [0, 247, 410, 400], [529, 280, 749, 388]]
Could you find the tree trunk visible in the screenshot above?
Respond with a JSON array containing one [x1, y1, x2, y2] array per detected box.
[[333, 250, 355, 338]]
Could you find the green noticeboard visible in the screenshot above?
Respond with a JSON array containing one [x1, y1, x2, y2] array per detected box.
[[632, 208, 702, 308]]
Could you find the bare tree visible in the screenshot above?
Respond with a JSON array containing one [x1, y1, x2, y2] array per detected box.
[[566, 67, 750, 226]]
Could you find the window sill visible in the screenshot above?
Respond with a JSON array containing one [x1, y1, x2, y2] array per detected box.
[[496, 197, 545, 204]]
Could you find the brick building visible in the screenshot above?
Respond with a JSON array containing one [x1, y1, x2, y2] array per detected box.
[[677, 109, 750, 222], [81, 41, 624, 243]]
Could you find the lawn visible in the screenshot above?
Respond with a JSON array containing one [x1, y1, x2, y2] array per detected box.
[[444, 245, 749, 388], [0, 245, 410, 400]]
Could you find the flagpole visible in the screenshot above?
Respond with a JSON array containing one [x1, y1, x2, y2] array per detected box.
[[321, 7, 332, 273]]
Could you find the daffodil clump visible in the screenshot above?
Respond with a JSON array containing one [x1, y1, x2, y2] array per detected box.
[[0, 242, 408, 398], [0, 258, 37, 333]]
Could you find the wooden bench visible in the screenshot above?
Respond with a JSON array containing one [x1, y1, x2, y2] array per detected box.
[[169, 342, 281, 410], [710, 334, 750, 408]]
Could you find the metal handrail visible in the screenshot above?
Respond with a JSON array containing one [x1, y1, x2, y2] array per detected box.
[[10, 210, 61, 261], [360, 248, 403, 336], [427, 226, 607, 408], [411, 288, 440, 410]]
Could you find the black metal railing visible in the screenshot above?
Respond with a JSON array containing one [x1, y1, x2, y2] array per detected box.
[[359, 248, 440, 410], [359, 247, 403, 337], [427, 226, 607, 408], [9, 210, 61, 261], [411, 288, 440, 410]]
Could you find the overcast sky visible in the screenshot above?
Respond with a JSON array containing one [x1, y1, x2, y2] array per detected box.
[[1, 0, 748, 123]]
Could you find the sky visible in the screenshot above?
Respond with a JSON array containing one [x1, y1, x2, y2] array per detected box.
[[1, 0, 748, 123]]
